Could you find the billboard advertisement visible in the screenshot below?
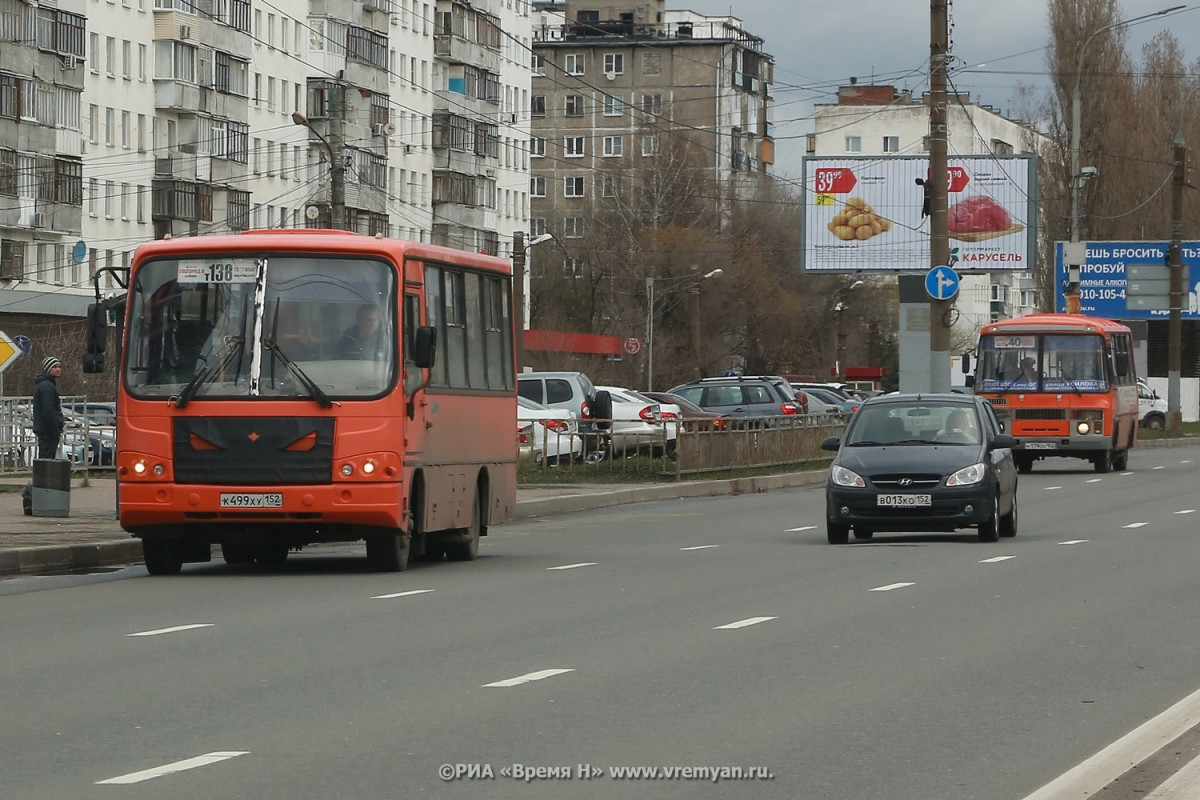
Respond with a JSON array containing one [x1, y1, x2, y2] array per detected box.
[[801, 155, 1036, 272], [1053, 241, 1200, 319]]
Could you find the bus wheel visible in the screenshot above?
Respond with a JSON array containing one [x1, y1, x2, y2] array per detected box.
[[1015, 456, 1033, 474], [221, 542, 255, 566], [255, 544, 290, 567], [1093, 453, 1111, 474], [143, 538, 183, 576], [446, 490, 482, 561], [366, 532, 410, 572], [1112, 450, 1128, 471]]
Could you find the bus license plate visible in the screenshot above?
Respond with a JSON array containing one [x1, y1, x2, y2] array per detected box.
[[220, 493, 283, 508], [878, 494, 931, 507], [1024, 442, 1056, 450]]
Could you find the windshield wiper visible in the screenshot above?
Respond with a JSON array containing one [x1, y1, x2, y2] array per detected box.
[[262, 338, 334, 408], [175, 337, 244, 408]]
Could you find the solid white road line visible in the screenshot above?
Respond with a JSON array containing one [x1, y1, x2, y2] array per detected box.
[[126, 624, 213, 638], [371, 589, 434, 599], [679, 545, 719, 551], [1021, 685, 1200, 800], [869, 582, 915, 592], [979, 556, 1016, 563], [1059, 540, 1089, 545], [786, 526, 816, 532], [1144, 751, 1200, 799], [96, 751, 248, 784], [547, 562, 596, 570], [714, 616, 777, 630], [1123, 522, 1149, 529], [483, 669, 574, 688]]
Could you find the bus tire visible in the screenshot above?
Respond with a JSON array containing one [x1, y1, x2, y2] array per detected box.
[[255, 544, 289, 567], [1112, 449, 1128, 471], [143, 538, 183, 576], [1015, 455, 1033, 474], [445, 489, 482, 561], [366, 532, 410, 572], [1093, 452, 1111, 473], [221, 542, 255, 565]]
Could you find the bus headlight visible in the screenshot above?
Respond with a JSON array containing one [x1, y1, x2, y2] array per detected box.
[[1076, 421, 1091, 435]]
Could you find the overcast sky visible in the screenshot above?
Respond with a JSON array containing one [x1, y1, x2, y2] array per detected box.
[[680, 1, 1200, 179]]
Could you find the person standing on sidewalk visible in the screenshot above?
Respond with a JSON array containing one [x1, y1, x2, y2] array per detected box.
[[32, 356, 65, 460]]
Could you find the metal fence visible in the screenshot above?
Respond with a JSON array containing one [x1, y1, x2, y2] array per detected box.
[[0, 395, 114, 475], [519, 414, 848, 479]]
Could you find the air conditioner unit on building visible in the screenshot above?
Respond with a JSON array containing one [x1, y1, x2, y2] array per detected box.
[[373, 122, 397, 136], [61, 53, 79, 69]]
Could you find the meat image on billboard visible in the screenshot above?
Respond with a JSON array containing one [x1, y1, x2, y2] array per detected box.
[[801, 155, 1037, 272]]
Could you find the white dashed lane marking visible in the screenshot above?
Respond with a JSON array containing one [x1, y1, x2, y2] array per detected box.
[[870, 582, 915, 592], [96, 752, 248, 784], [547, 562, 597, 571], [786, 526, 816, 532], [979, 556, 1016, 564], [127, 624, 213, 638], [1059, 540, 1089, 545], [1045, 486, 1062, 491], [1175, 510, 1196, 515], [483, 669, 574, 688], [680, 545, 719, 551], [372, 589, 434, 600], [714, 616, 777, 630], [1123, 523, 1149, 529]]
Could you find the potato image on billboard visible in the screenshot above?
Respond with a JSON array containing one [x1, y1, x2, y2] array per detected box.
[[826, 197, 889, 241]]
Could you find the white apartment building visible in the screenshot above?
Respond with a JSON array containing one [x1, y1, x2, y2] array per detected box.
[[811, 82, 1047, 340], [1, 0, 536, 323]]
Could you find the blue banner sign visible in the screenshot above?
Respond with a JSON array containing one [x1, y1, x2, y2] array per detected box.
[[1054, 241, 1200, 319]]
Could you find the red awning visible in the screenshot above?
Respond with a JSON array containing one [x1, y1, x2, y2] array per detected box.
[[525, 329, 623, 356]]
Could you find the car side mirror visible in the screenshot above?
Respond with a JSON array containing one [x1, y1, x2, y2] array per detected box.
[[820, 436, 841, 452], [990, 434, 1017, 450]]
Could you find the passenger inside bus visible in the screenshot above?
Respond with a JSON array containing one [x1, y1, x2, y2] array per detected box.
[[1019, 356, 1039, 383], [337, 305, 384, 360]]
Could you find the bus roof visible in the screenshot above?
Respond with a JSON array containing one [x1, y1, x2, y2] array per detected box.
[[132, 229, 512, 273], [980, 313, 1132, 336]]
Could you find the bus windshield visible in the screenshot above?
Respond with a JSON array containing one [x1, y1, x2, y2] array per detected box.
[[124, 254, 396, 401], [976, 333, 1109, 394]]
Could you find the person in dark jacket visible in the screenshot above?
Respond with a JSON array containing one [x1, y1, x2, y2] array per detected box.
[[32, 356, 65, 460]]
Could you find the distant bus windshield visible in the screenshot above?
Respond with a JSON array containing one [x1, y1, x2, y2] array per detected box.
[[976, 333, 1109, 394], [124, 254, 396, 400]]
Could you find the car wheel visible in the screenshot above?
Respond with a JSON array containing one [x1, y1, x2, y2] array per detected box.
[[827, 519, 850, 545], [978, 495, 1000, 542], [1145, 413, 1165, 431], [853, 528, 874, 540], [999, 493, 1018, 538], [583, 435, 610, 464]]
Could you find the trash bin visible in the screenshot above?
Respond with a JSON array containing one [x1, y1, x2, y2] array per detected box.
[[32, 458, 70, 517]]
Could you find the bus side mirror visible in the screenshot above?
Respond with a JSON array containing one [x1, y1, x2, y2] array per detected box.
[[961, 353, 971, 373], [413, 325, 437, 369], [82, 304, 108, 374]]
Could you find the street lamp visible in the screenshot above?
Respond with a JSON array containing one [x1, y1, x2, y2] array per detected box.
[[834, 280, 864, 381], [292, 110, 345, 230], [512, 231, 558, 371], [646, 268, 722, 391]]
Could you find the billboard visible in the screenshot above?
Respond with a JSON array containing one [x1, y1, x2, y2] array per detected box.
[[1053, 241, 1200, 319], [801, 155, 1037, 272]]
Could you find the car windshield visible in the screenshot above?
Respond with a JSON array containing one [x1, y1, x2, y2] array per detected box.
[[846, 404, 980, 446]]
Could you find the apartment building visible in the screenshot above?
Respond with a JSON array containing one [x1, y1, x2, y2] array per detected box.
[[529, 0, 774, 267], [810, 82, 1048, 335], [0, 0, 536, 329]]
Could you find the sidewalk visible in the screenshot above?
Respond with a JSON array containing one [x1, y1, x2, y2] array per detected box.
[[0, 471, 827, 577]]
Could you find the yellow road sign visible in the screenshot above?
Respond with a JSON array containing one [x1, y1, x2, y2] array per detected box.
[[0, 331, 22, 373]]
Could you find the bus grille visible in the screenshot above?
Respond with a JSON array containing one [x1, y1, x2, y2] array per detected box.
[[1014, 409, 1067, 420], [172, 417, 334, 485]]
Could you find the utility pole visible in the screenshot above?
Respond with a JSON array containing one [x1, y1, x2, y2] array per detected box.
[[512, 231, 526, 371], [330, 81, 346, 230], [928, 0, 952, 392], [690, 285, 702, 379], [1167, 135, 1185, 433]]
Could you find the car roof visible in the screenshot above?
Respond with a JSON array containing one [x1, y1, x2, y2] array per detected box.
[[861, 392, 978, 408]]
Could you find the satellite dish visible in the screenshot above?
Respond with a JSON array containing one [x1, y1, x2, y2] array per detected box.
[[305, 205, 320, 221]]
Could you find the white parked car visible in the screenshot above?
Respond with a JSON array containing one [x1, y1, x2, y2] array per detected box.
[[598, 386, 676, 457], [1137, 379, 1167, 430], [517, 396, 583, 465]]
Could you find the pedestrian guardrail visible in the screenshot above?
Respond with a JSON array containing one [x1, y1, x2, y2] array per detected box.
[[0, 395, 115, 475]]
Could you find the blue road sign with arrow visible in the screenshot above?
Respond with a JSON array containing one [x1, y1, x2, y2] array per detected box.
[[925, 265, 960, 301]]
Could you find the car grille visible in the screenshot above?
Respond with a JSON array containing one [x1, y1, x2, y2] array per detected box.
[[869, 474, 942, 488]]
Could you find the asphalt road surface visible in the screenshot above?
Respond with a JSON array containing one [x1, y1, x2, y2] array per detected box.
[[5, 446, 1200, 799]]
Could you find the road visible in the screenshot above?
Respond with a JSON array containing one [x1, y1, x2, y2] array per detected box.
[[4, 446, 1200, 799]]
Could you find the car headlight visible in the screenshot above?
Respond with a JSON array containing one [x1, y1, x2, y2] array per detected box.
[[831, 465, 865, 488], [947, 463, 986, 486]]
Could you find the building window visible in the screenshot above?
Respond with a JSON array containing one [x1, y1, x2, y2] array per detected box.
[[531, 95, 545, 116], [564, 136, 584, 157], [564, 257, 581, 277], [227, 188, 250, 230], [640, 93, 662, 117], [603, 94, 624, 116], [564, 53, 584, 76], [642, 51, 662, 75], [990, 284, 1007, 302], [565, 95, 584, 117], [602, 175, 619, 197], [530, 136, 545, 157], [603, 53, 624, 75], [530, 217, 547, 236], [845, 136, 861, 153], [603, 135, 622, 157], [564, 176, 584, 197], [640, 135, 659, 157], [563, 217, 583, 238], [992, 138, 1014, 155], [530, 176, 545, 197], [882, 135, 899, 152], [531, 54, 545, 76]]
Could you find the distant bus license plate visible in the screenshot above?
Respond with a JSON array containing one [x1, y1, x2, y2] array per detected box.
[[220, 493, 283, 508], [1024, 442, 1057, 450], [878, 494, 931, 507]]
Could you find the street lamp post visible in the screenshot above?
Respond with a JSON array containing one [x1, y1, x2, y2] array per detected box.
[[512, 232, 553, 371], [646, 268, 723, 391], [834, 280, 863, 381], [292, 109, 346, 230]]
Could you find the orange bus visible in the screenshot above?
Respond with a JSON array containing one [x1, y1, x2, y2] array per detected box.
[[84, 230, 517, 575], [968, 313, 1139, 474]]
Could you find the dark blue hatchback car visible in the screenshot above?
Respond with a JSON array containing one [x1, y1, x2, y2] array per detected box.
[[820, 393, 1018, 544]]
